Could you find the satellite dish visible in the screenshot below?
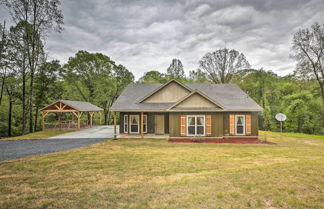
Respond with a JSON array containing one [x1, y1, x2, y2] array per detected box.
[[275, 113, 287, 122]]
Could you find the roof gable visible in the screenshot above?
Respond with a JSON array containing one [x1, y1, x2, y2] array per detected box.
[[139, 79, 191, 103], [168, 90, 224, 111]]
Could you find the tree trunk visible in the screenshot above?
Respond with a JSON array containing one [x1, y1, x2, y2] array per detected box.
[[104, 110, 108, 125], [22, 56, 26, 135], [34, 106, 39, 132], [29, 73, 34, 133], [7, 88, 12, 137], [0, 67, 7, 106]]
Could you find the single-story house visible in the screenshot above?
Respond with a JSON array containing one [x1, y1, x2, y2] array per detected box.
[[110, 79, 262, 139]]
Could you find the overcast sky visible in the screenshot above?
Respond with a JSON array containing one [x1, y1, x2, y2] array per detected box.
[[1, 0, 324, 79]]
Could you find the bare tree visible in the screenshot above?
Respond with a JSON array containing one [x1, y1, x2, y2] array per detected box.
[[292, 22, 324, 102], [4, 0, 63, 133], [167, 58, 185, 79], [199, 48, 250, 83]]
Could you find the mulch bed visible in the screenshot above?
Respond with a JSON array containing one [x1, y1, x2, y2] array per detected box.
[[168, 138, 276, 144]]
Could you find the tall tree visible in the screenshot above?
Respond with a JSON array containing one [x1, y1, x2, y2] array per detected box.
[[292, 22, 324, 103], [34, 60, 63, 131], [138, 70, 167, 84], [62, 51, 134, 125], [4, 0, 64, 133], [7, 21, 29, 134], [0, 21, 8, 106], [166, 58, 185, 79], [199, 48, 250, 83]]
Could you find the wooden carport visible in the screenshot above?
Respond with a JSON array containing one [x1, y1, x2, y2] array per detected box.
[[40, 100, 103, 130]]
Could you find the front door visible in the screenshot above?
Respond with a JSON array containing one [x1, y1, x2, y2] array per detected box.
[[130, 115, 139, 134], [155, 115, 164, 134]]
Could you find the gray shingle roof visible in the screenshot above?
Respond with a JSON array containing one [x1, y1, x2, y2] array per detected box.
[[41, 100, 103, 112], [59, 100, 103, 111], [110, 82, 262, 112]]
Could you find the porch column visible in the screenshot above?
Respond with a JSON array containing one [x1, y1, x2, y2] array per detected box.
[[141, 112, 144, 138], [99, 112, 102, 125], [113, 112, 117, 139]]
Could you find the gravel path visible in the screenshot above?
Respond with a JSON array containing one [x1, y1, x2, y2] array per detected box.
[[0, 126, 116, 162]]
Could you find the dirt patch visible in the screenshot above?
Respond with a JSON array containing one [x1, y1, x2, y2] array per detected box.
[[168, 138, 276, 144]]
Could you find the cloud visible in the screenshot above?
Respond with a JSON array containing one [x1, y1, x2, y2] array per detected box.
[[3, 0, 322, 79]]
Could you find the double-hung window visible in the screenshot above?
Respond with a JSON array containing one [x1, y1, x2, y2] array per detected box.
[[235, 115, 245, 135], [124, 115, 128, 133], [187, 115, 205, 136], [130, 115, 140, 133]]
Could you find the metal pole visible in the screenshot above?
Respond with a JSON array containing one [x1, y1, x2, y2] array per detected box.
[[280, 121, 282, 140]]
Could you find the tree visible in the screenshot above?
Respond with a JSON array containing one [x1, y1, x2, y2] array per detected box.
[[292, 22, 324, 103], [138, 70, 167, 84], [199, 48, 250, 83], [0, 21, 8, 106], [166, 58, 185, 79], [188, 69, 209, 83], [61, 51, 134, 125], [4, 0, 64, 133], [34, 60, 63, 131], [7, 21, 29, 134]]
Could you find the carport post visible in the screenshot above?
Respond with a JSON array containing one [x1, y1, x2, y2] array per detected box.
[[77, 112, 82, 130], [89, 112, 94, 128], [113, 112, 117, 139], [42, 111, 45, 130]]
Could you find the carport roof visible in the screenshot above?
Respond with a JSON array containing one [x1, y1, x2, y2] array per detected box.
[[41, 100, 103, 112]]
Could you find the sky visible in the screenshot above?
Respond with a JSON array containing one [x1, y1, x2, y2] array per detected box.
[[1, 0, 324, 79]]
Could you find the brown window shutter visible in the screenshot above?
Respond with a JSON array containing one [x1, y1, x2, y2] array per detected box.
[[206, 115, 212, 136], [229, 114, 235, 135], [180, 115, 186, 136], [246, 114, 251, 135]]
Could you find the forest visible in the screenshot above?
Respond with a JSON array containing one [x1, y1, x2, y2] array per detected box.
[[0, 0, 323, 137]]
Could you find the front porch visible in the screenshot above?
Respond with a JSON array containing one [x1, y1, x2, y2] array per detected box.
[[113, 112, 169, 138]]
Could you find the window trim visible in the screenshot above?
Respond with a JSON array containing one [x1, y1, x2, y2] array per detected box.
[[235, 115, 245, 135], [124, 115, 128, 133], [129, 114, 140, 134], [186, 115, 205, 136]]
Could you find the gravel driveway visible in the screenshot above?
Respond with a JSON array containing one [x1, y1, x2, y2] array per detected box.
[[0, 126, 117, 162]]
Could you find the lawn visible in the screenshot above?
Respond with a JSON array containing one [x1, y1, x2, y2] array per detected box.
[[0, 130, 74, 140], [0, 131, 323, 209]]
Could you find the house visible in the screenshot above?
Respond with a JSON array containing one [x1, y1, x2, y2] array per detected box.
[[110, 79, 262, 139]]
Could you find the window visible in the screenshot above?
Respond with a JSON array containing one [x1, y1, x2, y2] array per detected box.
[[124, 115, 128, 133], [143, 115, 147, 133], [187, 115, 205, 136], [130, 115, 139, 133], [235, 115, 245, 135]]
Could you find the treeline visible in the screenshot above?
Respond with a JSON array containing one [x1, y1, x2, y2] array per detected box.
[[0, 1, 134, 137], [0, 0, 323, 137]]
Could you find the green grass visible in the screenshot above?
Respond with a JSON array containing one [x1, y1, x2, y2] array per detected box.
[[0, 130, 74, 140], [0, 131, 323, 208], [281, 132, 324, 140]]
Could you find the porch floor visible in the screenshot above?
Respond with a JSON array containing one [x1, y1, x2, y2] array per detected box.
[[118, 134, 170, 139]]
